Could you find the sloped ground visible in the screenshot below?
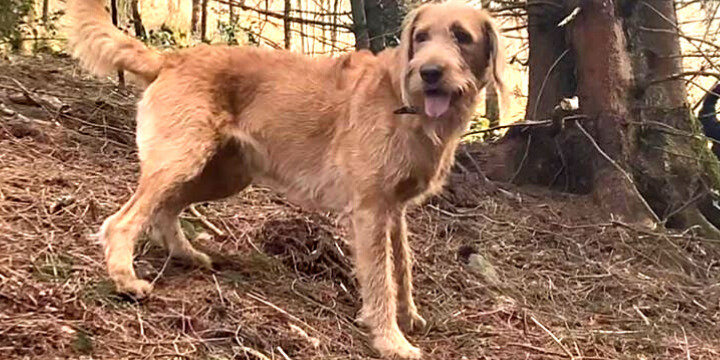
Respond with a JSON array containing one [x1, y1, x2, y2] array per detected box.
[[1, 54, 720, 360]]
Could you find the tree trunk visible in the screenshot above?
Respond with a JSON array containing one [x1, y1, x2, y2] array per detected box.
[[41, 0, 49, 27], [380, 0, 400, 45], [284, 0, 291, 49], [477, 0, 720, 235], [331, 0, 340, 53], [485, 80, 500, 128], [350, 0, 369, 50], [130, 0, 146, 39], [296, 0, 305, 53], [110, 0, 125, 89], [620, 0, 720, 233], [201, 0, 209, 42], [569, 0, 656, 225], [191, 0, 202, 36], [480, 0, 576, 187], [364, 0, 385, 54]]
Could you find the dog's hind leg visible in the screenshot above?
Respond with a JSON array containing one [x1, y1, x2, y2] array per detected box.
[[148, 210, 212, 269], [147, 138, 254, 269], [100, 169, 209, 298], [100, 101, 221, 297]]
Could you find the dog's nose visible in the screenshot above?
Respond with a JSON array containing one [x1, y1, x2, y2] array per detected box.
[[420, 65, 443, 84]]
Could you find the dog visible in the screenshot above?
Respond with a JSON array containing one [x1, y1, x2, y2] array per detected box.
[[66, 0, 507, 358]]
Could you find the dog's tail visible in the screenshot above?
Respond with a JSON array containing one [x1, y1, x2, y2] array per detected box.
[[66, 0, 163, 86]]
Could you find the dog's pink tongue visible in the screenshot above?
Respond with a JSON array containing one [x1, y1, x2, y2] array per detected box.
[[424, 94, 451, 118]]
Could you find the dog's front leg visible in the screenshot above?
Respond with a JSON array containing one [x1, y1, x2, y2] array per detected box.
[[352, 205, 422, 359], [391, 207, 427, 335]]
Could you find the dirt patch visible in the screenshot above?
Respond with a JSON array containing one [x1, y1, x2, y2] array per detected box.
[[1, 54, 719, 359]]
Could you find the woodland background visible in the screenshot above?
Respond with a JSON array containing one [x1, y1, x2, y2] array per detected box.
[[2, 0, 720, 359]]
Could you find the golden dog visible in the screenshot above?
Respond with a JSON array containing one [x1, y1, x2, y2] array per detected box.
[[66, 0, 506, 357]]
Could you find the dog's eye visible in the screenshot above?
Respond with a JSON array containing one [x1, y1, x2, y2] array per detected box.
[[414, 32, 429, 43], [453, 29, 473, 44]]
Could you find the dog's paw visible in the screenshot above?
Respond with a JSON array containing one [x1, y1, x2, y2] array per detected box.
[[373, 330, 422, 359], [399, 310, 428, 335], [115, 278, 153, 298]]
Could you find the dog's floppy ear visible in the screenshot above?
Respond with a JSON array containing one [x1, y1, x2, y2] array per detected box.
[[482, 14, 509, 120], [399, 6, 425, 108]]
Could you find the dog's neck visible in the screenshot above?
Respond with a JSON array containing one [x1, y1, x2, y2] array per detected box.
[[381, 48, 479, 147]]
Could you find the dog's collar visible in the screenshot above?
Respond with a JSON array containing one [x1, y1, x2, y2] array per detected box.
[[393, 106, 419, 115]]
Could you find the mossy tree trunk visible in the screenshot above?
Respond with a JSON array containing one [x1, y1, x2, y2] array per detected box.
[[479, 0, 720, 235], [350, 0, 369, 50]]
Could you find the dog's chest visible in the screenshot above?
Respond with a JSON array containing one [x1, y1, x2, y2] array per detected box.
[[256, 165, 351, 212], [393, 144, 455, 203]]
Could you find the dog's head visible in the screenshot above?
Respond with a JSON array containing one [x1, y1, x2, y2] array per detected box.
[[399, 1, 507, 119]]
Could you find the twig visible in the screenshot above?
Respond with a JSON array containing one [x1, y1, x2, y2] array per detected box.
[[633, 305, 651, 326], [247, 292, 324, 339], [277, 346, 292, 360], [150, 255, 172, 286], [682, 326, 692, 360], [533, 48, 570, 120], [530, 316, 575, 359], [239, 346, 272, 360], [188, 205, 226, 237], [212, 274, 225, 306], [507, 342, 569, 358], [464, 119, 551, 137], [575, 123, 661, 224]]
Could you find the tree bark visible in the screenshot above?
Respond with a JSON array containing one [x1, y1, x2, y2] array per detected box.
[[364, 0, 385, 54], [110, 0, 125, 89], [380, 0, 401, 45], [331, 0, 340, 53], [569, 0, 656, 225], [476, 0, 720, 234], [480, 0, 576, 187], [297, 0, 305, 53], [350, 0, 369, 50], [284, 0, 292, 49], [201, 0, 209, 42], [620, 0, 720, 233], [485, 80, 500, 128], [192, 0, 202, 36], [130, 0, 145, 39], [42, 0, 50, 27]]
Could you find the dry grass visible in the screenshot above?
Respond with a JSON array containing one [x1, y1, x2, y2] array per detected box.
[[1, 54, 719, 359]]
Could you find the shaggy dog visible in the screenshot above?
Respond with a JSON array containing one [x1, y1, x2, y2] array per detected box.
[[66, 0, 507, 357]]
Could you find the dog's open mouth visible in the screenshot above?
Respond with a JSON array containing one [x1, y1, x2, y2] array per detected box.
[[423, 89, 452, 118]]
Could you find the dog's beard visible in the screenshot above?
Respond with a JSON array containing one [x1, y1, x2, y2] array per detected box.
[[424, 91, 451, 118]]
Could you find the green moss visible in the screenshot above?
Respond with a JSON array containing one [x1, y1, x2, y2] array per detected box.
[[687, 109, 720, 189], [71, 329, 94, 355], [81, 279, 132, 308], [32, 253, 74, 282]]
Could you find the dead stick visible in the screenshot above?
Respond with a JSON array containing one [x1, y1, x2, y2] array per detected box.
[[530, 316, 575, 359], [188, 205, 226, 237], [247, 292, 325, 340]]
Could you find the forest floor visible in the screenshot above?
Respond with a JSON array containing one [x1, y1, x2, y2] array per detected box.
[[1, 54, 720, 360]]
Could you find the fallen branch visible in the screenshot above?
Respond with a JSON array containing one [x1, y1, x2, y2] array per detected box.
[[188, 205, 226, 237], [530, 316, 575, 359], [463, 115, 587, 137]]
